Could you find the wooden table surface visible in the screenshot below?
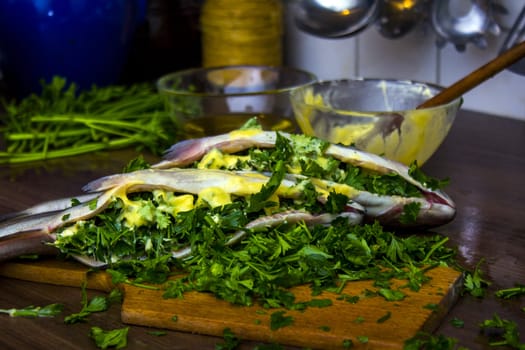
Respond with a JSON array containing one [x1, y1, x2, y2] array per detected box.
[[0, 109, 524, 349]]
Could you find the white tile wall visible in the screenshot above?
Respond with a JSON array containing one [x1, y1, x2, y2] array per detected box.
[[284, 0, 525, 121]]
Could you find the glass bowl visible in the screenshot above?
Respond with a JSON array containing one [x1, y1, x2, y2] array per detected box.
[[290, 79, 462, 165], [157, 65, 317, 139]]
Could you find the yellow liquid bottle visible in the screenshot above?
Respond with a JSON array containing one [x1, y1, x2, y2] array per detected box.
[[200, 0, 283, 67]]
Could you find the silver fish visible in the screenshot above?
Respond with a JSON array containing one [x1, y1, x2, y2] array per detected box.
[[0, 169, 364, 266], [288, 174, 455, 227], [2, 168, 363, 237], [153, 130, 423, 189], [152, 129, 455, 226], [0, 193, 100, 223]]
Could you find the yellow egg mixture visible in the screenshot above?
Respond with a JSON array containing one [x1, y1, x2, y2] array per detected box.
[[295, 88, 453, 165]]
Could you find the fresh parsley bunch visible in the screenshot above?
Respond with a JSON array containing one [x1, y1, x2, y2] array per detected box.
[[0, 76, 176, 164]]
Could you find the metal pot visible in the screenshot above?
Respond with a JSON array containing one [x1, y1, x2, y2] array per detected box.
[[431, 0, 501, 51], [291, 0, 380, 38], [375, 0, 429, 39]]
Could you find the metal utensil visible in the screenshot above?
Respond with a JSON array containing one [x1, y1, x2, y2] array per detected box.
[[431, 0, 501, 51], [499, 4, 525, 75], [375, 0, 429, 39], [291, 0, 380, 38]]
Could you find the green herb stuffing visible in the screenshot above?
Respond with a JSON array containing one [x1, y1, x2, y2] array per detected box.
[[399, 202, 422, 225], [54, 198, 457, 308], [239, 117, 262, 130], [408, 162, 450, 190], [194, 131, 447, 198], [0, 76, 176, 164], [122, 155, 151, 173]]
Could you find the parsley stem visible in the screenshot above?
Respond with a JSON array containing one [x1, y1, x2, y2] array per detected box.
[[0, 137, 136, 164], [124, 279, 160, 290], [6, 129, 91, 140], [423, 237, 449, 263], [495, 285, 525, 299], [30, 115, 151, 130]]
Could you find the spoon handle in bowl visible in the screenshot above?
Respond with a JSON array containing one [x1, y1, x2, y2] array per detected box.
[[417, 41, 525, 109]]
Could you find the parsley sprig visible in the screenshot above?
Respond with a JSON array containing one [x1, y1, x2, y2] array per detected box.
[[0, 303, 64, 318], [480, 314, 525, 349], [495, 284, 525, 299], [463, 259, 491, 298], [64, 283, 122, 324]]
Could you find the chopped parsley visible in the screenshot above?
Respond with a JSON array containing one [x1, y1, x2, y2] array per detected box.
[[451, 317, 465, 328], [495, 284, 525, 299], [47, 123, 458, 318], [480, 314, 525, 349], [378, 288, 406, 301], [357, 335, 369, 344], [54, 197, 457, 308], [305, 298, 333, 308], [215, 328, 240, 350], [404, 332, 460, 350], [399, 202, 422, 225], [64, 283, 121, 324], [122, 155, 151, 173], [343, 339, 354, 349], [89, 326, 129, 350], [408, 162, 450, 190], [463, 259, 491, 298], [377, 311, 392, 323], [270, 311, 294, 331]]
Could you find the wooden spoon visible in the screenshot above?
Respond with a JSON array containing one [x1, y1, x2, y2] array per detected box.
[[358, 41, 525, 153], [417, 40, 525, 109]]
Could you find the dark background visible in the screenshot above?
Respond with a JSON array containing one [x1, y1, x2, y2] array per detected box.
[[0, 0, 203, 100], [119, 0, 203, 85]]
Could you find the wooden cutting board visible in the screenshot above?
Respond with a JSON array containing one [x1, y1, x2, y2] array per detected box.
[[0, 259, 463, 349]]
